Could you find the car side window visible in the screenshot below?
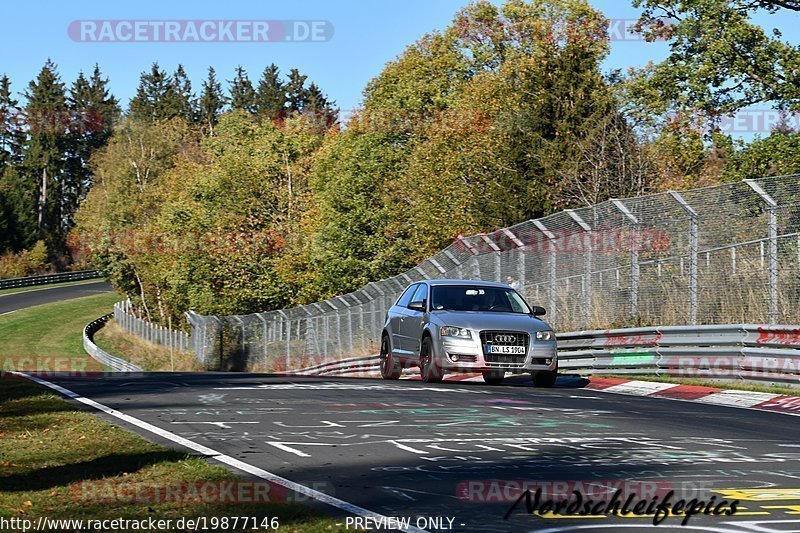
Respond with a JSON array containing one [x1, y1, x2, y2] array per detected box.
[[395, 284, 418, 308], [409, 284, 427, 307]]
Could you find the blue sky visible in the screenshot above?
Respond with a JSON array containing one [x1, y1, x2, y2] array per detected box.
[[1, 0, 798, 122]]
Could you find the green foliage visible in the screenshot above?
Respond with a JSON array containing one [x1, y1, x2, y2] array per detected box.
[[0, 240, 49, 278], [21, 59, 68, 245], [255, 64, 286, 119], [229, 66, 257, 114], [198, 67, 226, 136], [75, 112, 325, 320], [629, 0, 800, 121], [299, 0, 619, 292], [722, 130, 800, 181]]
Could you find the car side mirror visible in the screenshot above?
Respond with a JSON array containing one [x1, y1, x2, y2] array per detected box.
[[531, 306, 546, 316], [408, 300, 426, 312]]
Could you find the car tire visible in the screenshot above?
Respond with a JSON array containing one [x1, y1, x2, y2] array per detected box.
[[420, 337, 443, 383], [482, 370, 504, 385], [380, 335, 402, 380], [531, 370, 557, 388]]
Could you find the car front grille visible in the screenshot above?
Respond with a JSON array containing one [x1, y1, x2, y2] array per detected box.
[[479, 330, 529, 367]]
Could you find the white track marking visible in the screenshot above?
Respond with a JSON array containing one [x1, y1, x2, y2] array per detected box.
[[170, 421, 259, 429], [12, 371, 428, 533], [602, 380, 680, 395], [696, 390, 781, 408], [265, 442, 312, 457]]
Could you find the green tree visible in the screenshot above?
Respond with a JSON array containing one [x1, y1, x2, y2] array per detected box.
[[285, 69, 308, 114], [198, 67, 226, 136], [22, 59, 67, 242], [129, 63, 178, 122], [304, 82, 338, 129], [0, 75, 23, 166], [169, 64, 196, 122], [229, 66, 256, 114], [254, 64, 286, 119], [630, 0, 800, 123], [65, 66, 119, 236]]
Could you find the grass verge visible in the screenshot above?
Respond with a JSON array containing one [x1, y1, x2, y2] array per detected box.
[[93, 320, 202, 372], [0, 377, 337, 530], [0, 297, 338, 530], [0, 293, 122, 366], [592, 373, 800, 396]]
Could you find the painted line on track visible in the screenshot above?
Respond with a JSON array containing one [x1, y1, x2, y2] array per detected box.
[[304, 369, 800, 417], [11, 371, 429, 533]]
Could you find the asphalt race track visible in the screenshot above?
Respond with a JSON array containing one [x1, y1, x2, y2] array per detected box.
[[6, 283, 800, 532], [0, 280, 113, 315], [42, 372, 800, 533]]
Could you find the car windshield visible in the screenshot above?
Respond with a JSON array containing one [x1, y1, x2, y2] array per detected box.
[[430, 285, 531, 314]]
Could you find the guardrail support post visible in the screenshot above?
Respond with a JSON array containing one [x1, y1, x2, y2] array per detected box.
[[612, 199, 640, 318], [669, 191, 699, 325], [745, 180, 779, 324]]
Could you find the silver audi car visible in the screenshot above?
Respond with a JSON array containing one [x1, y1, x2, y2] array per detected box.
[[379, 279, 558, 386]]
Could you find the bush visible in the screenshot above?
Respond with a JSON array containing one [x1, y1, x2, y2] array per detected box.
[[0, 240, 51, 279]]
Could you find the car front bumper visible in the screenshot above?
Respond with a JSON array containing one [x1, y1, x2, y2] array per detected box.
[[437, 334, 557, 373]]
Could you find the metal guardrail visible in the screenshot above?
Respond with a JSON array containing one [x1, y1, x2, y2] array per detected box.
[[290, 324, 800, 386], [0, 270, 101, 291], [291, 355, 381, 376], [83, 314, 144, 372], [557, 324, 800, 386]]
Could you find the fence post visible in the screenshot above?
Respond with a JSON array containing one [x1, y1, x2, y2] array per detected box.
[[336, 296, 353, 355], [256, 314, 268, 367], [745, 179, 779, 324], [669, 191, 698, 325], [276, 311, 290, 369], [612, 199, 640, 318], [567, 209, 593, 328], [533, 220, 558, 325], [500, 228, 525, 293]]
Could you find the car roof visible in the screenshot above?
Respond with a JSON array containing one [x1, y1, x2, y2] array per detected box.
[[419, 279, 512, 289]]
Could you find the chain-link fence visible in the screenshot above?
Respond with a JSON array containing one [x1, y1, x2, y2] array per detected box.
[[183, 174, 800, 371], [114, 300, 190, 353]]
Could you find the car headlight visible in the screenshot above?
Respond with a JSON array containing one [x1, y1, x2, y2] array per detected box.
[[441, 326, 472, 339], [536, 330, 554, 341]]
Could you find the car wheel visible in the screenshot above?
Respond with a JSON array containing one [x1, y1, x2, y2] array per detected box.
[[531, 370, 557, 388], [482, 370, 504, 385], [379, 335, 402, 380], [420, 337, 443, 383]]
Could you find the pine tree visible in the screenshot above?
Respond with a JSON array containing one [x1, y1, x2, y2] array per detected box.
[[229, 66, 256, 114], [170, 64, 195, 122], [128, 63, 175, 122], [198, 67, 226, 136], [285, 69, 308, 114], [22, 59, 67, 239], [305, 82, 337, 128], [0, 75, 23, 166], [65, 66, 119, 232], [255, 64, 286, 119]]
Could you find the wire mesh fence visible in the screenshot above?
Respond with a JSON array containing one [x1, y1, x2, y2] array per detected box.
[[180, 174, 800, 371], [114, 300, 190, 353]]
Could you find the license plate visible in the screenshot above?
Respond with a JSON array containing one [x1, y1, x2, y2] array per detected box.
[[488, 345, 525, 355]]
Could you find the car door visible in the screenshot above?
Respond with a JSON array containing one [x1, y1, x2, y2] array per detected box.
[[390, 284, 417, 356], [399, 283, 428, 357]]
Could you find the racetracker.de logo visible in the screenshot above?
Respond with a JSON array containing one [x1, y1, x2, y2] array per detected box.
[[68, 20, 334, 43]]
